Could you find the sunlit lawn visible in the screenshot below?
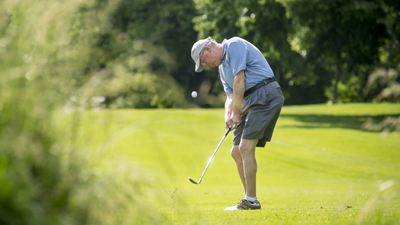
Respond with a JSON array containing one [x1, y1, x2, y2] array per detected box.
[[66, 103, 400, 224]]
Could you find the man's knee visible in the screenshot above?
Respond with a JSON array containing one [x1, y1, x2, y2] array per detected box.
[[239, 139, 257, 156], [230, 145, 241, 161]]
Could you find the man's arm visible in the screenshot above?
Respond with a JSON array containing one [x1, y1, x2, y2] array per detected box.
[[229, 70, 245, 129], [225, 94, 233, 129]]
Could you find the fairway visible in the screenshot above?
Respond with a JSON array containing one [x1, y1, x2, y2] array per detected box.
[[69, 103, 400, 224]]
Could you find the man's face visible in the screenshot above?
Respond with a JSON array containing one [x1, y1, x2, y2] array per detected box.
[[200, 46, 221, 69]]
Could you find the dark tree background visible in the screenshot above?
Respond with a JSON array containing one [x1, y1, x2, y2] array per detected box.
[[70, 0, 400, 107]]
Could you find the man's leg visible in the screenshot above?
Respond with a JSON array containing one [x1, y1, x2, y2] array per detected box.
[[230, 145, 246, 193], [225, 139, 260, 211], [238, 139, 258, 198]]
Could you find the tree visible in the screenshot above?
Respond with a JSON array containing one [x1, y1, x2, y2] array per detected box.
[[193, 0, 321, 105], [63, 0, 201, 108], [287, 0, 390, 103]]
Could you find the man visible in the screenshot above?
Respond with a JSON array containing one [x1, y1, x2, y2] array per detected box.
[[191, 37, 284, 210]]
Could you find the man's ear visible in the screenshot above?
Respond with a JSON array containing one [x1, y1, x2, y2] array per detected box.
[[203, 46, 211, 53]]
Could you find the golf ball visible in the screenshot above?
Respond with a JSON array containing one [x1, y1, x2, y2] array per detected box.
[[191, 91, 198, 98]]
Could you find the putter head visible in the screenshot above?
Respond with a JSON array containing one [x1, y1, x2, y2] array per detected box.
[[188, 177, 200, 184]]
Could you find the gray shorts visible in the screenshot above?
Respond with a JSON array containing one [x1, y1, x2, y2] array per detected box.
[[233, 81, 284, 147]]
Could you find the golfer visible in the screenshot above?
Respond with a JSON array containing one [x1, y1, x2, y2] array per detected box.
[[191, 37, 284, 210]]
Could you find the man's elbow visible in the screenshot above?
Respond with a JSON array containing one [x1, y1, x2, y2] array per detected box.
[[235, 71, 245, 83]]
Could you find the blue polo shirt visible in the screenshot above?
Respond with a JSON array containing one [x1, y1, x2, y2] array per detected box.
[[219, 37, 274, 96]]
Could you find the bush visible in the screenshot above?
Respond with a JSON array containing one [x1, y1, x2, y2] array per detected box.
[[364, 68, 400, 103], [0, 0, 164, 224], [362, 116, 400, 132], [325, 76, 361, 103]]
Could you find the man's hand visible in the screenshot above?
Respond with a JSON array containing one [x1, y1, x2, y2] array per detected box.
[[225, 113, 240, 129], [230, 111, 241, 129]]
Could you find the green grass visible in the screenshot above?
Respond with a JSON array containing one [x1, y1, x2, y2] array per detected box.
[[64, 103, 400, 224]]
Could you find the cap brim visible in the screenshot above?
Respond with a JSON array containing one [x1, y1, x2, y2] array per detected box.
[[195, 57, 204, 72]]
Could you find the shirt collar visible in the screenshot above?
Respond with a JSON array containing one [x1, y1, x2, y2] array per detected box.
[[221, 39, 227, 62]]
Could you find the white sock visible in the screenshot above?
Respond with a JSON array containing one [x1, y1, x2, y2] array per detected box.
[[245, 195, 257, 203]]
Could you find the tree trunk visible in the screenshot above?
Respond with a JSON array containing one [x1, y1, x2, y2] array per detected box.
[[275, 63, 280, 82], [333, 65, 340, 104]]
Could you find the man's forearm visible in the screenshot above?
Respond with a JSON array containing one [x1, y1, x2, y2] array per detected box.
[[232, 70, 245, 114], [225, 95, 233, 119]]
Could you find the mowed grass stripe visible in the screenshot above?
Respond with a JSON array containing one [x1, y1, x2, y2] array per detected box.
[[67, 103, 400, 224]]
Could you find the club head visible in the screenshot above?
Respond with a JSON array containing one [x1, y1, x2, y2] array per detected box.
[[188, 177, 200, 184]]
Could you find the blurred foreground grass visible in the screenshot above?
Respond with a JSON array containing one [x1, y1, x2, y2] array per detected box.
[[56, 103, 400, 224], [0, 0, 167, 224]]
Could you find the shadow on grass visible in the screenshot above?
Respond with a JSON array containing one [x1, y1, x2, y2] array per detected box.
[[280, 113, 400, 131]]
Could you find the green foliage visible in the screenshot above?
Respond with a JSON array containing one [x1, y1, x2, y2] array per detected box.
[[75, 40, 187, 109], [106, 71, 186, 109], [193, 0, 311, 84], [289, 0, 388, 66], [108, 0, 199, 98], [7, 0, 393, 107], [0, 0, 165, 224], [325, 76, 361, 103], [285, 0, 400, 104], [190, 0, 400, 105], [1, 0, 399, 107], [378, 1, 400, 68], [67, 0, 194, 109], [193, 0, 292, 55], [364, 67, 400, 102], [363, 116, 400, 132]]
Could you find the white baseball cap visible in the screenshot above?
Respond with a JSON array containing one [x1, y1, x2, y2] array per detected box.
[[191, 37, 213, 72]]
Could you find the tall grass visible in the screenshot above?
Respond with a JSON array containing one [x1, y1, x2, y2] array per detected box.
[[0, 0, 164, 224]]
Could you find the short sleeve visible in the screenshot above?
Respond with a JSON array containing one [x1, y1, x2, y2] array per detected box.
[[227, 41, 247, 76]]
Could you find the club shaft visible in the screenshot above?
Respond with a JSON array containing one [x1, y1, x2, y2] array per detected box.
[[194, 128, 231, 184]]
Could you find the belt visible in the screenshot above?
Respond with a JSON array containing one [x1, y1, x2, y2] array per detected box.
[[244, 77, 276, 97]]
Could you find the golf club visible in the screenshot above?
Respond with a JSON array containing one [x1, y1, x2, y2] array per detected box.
[[189, 128, 231, 184]]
